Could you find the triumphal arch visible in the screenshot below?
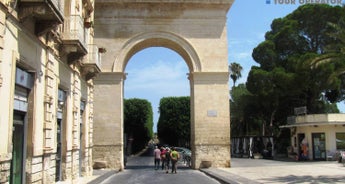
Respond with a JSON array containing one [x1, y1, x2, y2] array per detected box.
[[92, 0, 233, 170]]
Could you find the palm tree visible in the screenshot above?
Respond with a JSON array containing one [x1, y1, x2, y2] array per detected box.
[[229, 62, 243, 88], [310, 17, 345, 104], [310, 19, 345, 77]]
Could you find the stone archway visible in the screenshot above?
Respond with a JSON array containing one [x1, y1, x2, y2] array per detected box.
[[92, 0, 233, 170], [113, 31, 201, 72]]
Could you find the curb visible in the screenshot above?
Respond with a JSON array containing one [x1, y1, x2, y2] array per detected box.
[[200, 168, 261, 184], [87, 170, 117, 184]]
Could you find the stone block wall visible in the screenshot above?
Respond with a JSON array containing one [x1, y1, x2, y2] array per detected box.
[[0, 7, 8, 184], [93, 145, 123, 170], [0, 154, 11, 184], [28, 156, 44, 184], [194, 144, 231, 168], [62, 150, 72, 181]]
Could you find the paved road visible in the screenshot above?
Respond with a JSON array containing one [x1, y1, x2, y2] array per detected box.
[[100, 149, 220, 184], [90, 155, 345, 184]]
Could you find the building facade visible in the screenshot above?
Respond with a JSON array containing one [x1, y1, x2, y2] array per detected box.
[[0, 0, 234, 182], [282, 114, 345, 161], [0, 0, 100, 183]]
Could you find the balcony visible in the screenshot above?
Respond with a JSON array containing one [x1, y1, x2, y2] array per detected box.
[[19, 0, 64, 34], [61, 15, 88, 63], [81, 44, 102, 80]]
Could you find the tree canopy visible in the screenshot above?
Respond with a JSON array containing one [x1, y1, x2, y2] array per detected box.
[[124, 98, 153, 154], [248, 4, 344, 125], [157, 96, 190, 147], [230, 5, 345, 152]]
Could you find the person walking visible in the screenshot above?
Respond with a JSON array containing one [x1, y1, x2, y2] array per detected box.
[[170, 147, 180, 174], [160, 147, 167, 170], [165, 147, 171, 174], [153, 146, 161, 170]]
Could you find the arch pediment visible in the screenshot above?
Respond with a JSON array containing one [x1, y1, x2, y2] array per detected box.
[[113, 31, 201, 73]]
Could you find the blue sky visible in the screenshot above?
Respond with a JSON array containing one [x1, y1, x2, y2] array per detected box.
[[124, 0, 345, 132]]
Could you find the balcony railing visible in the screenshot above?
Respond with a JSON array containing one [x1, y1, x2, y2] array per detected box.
[[61, 15, 87, 58], [81, 44, 102, 80], [85, 44, 101, 68]]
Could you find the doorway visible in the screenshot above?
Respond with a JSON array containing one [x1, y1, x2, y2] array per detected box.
[[312, 133, 326, 160], [56, 89, 66, 181], [297, 133, 305, 159], [55, 119, 62, 181], [79, 101, 86, 176], [11, 113, 25, 184]]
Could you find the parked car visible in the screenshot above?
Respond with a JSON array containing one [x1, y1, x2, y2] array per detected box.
[[175, 147, 192, 167]]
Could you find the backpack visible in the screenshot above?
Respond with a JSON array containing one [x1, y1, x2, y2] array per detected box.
[[165, 151, 171, 160]]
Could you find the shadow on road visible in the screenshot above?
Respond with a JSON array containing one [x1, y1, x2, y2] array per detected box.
[[125, 160, 191, 170], [125, 164, 154, 170]]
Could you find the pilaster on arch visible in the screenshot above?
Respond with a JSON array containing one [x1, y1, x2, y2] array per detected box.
[[112, 31, 201, 73]]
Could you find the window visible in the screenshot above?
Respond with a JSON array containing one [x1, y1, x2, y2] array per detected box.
[[336, 133, 345, 150]]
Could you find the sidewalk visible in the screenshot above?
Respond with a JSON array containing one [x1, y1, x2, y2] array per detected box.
[[86, 169, 117, 184], [201, 158, 345, 184], [56, 169, 117, 184]]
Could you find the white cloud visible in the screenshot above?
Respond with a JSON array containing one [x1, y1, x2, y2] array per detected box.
[[125, 59, 189, 97]]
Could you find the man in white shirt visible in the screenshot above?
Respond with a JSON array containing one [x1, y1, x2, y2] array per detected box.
[[153, 146, 161, 170]]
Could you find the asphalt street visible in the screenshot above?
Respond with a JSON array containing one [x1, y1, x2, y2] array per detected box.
[[88, 146, 345, 184], [99, 147, 220, 184]]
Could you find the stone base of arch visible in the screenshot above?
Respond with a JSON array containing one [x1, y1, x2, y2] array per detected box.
[[92, 73, 125, 171], [193, 144, 231, 168], [93, 145, 124, 170], [190, 72, 231, 169]]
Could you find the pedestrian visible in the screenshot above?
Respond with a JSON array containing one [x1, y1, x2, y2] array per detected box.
[[160, 147, 167, 170], [170, 147, 180, 174], [153, 146, 161, 170], [165, 147, 171, 173]]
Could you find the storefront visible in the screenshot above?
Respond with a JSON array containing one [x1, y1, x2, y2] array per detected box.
[[281, 114, 345, 161]]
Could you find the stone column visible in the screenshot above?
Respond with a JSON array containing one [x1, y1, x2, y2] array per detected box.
[[190, 72, 231, 169], [93, 72, 125, 170]]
